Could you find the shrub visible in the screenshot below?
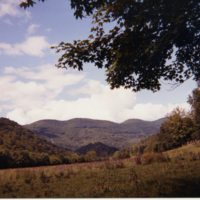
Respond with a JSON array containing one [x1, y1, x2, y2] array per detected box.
[[113, 148, 132, 159], [83, 151, 97, 162]]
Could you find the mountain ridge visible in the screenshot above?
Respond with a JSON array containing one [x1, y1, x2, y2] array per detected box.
[[25, 117, 166, 150]]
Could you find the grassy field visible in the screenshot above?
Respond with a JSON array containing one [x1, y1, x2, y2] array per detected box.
[[0, 152, 200, 198]]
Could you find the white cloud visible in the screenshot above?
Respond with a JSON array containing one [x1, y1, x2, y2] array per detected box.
[[7, 85, 137, 124], [27, 24, 40, 35], [0, 64, 191, 124], [123, 103, 190, 121], [4, 64, 84, 89], [0, 64, 191, 125], [0, 36, 50, 57], [1, 64, 84, 116], [0, 0, 30, 18]]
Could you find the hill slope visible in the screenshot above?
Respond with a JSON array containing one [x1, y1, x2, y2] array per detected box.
[[25, 117, 165, 150], [0, 118, 75, 168], [76, 142, 118, 157]]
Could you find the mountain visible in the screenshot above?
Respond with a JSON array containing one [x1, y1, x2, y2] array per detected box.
[[25, 117, 166, 150], [76, 142, 118, 157], [0, 118, 75, 169]]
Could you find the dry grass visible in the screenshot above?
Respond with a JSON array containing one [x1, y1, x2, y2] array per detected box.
[[0, 142, 200, 197], [0, 153, 200, 197], [165, 140, 200, 161]]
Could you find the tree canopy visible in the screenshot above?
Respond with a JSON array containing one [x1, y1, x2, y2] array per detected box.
[[20, 0, 200, 91]]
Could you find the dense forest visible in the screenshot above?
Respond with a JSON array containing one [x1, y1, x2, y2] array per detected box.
[[0, 118, 80, 168]]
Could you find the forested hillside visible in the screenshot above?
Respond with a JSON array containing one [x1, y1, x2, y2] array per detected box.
[[0, 118, 78, 168], [25, 118, 165, 150]]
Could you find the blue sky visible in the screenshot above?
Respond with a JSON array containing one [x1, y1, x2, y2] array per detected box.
[[0, 0, 197, 124]]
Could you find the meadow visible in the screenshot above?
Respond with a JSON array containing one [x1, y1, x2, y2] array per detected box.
[[0, 142, 200, 198]]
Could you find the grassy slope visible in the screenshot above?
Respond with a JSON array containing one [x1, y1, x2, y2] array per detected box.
[[166, 141, 200, 157], [1, 142, 200, 198]]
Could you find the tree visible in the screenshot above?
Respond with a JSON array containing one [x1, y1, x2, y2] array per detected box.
[[159, 108, 194, 148], [188, 87, 200, 139], [20, 0, 200, 91], [84, 151, 97, 162]]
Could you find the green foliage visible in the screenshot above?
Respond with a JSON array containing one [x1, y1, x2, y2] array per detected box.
[[159, 108, 194, 148], [134, 108, 195, 153], [20, 0, 200, 91]]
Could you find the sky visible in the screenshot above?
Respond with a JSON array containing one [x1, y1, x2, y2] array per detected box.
[[0, 0, 197, 125]]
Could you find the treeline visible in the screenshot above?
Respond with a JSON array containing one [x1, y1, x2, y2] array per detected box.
[[134, 88, 200, 154], [0, 148, 108, 169], [0, 149, 74, 169], [0, 118, 91, 169]]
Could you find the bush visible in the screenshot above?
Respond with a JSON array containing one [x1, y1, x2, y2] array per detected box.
[[113, 148, 132, 159], [83, 151, 97, 162]]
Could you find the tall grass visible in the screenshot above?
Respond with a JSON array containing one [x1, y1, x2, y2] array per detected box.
[[0, 156, 200, 197]]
